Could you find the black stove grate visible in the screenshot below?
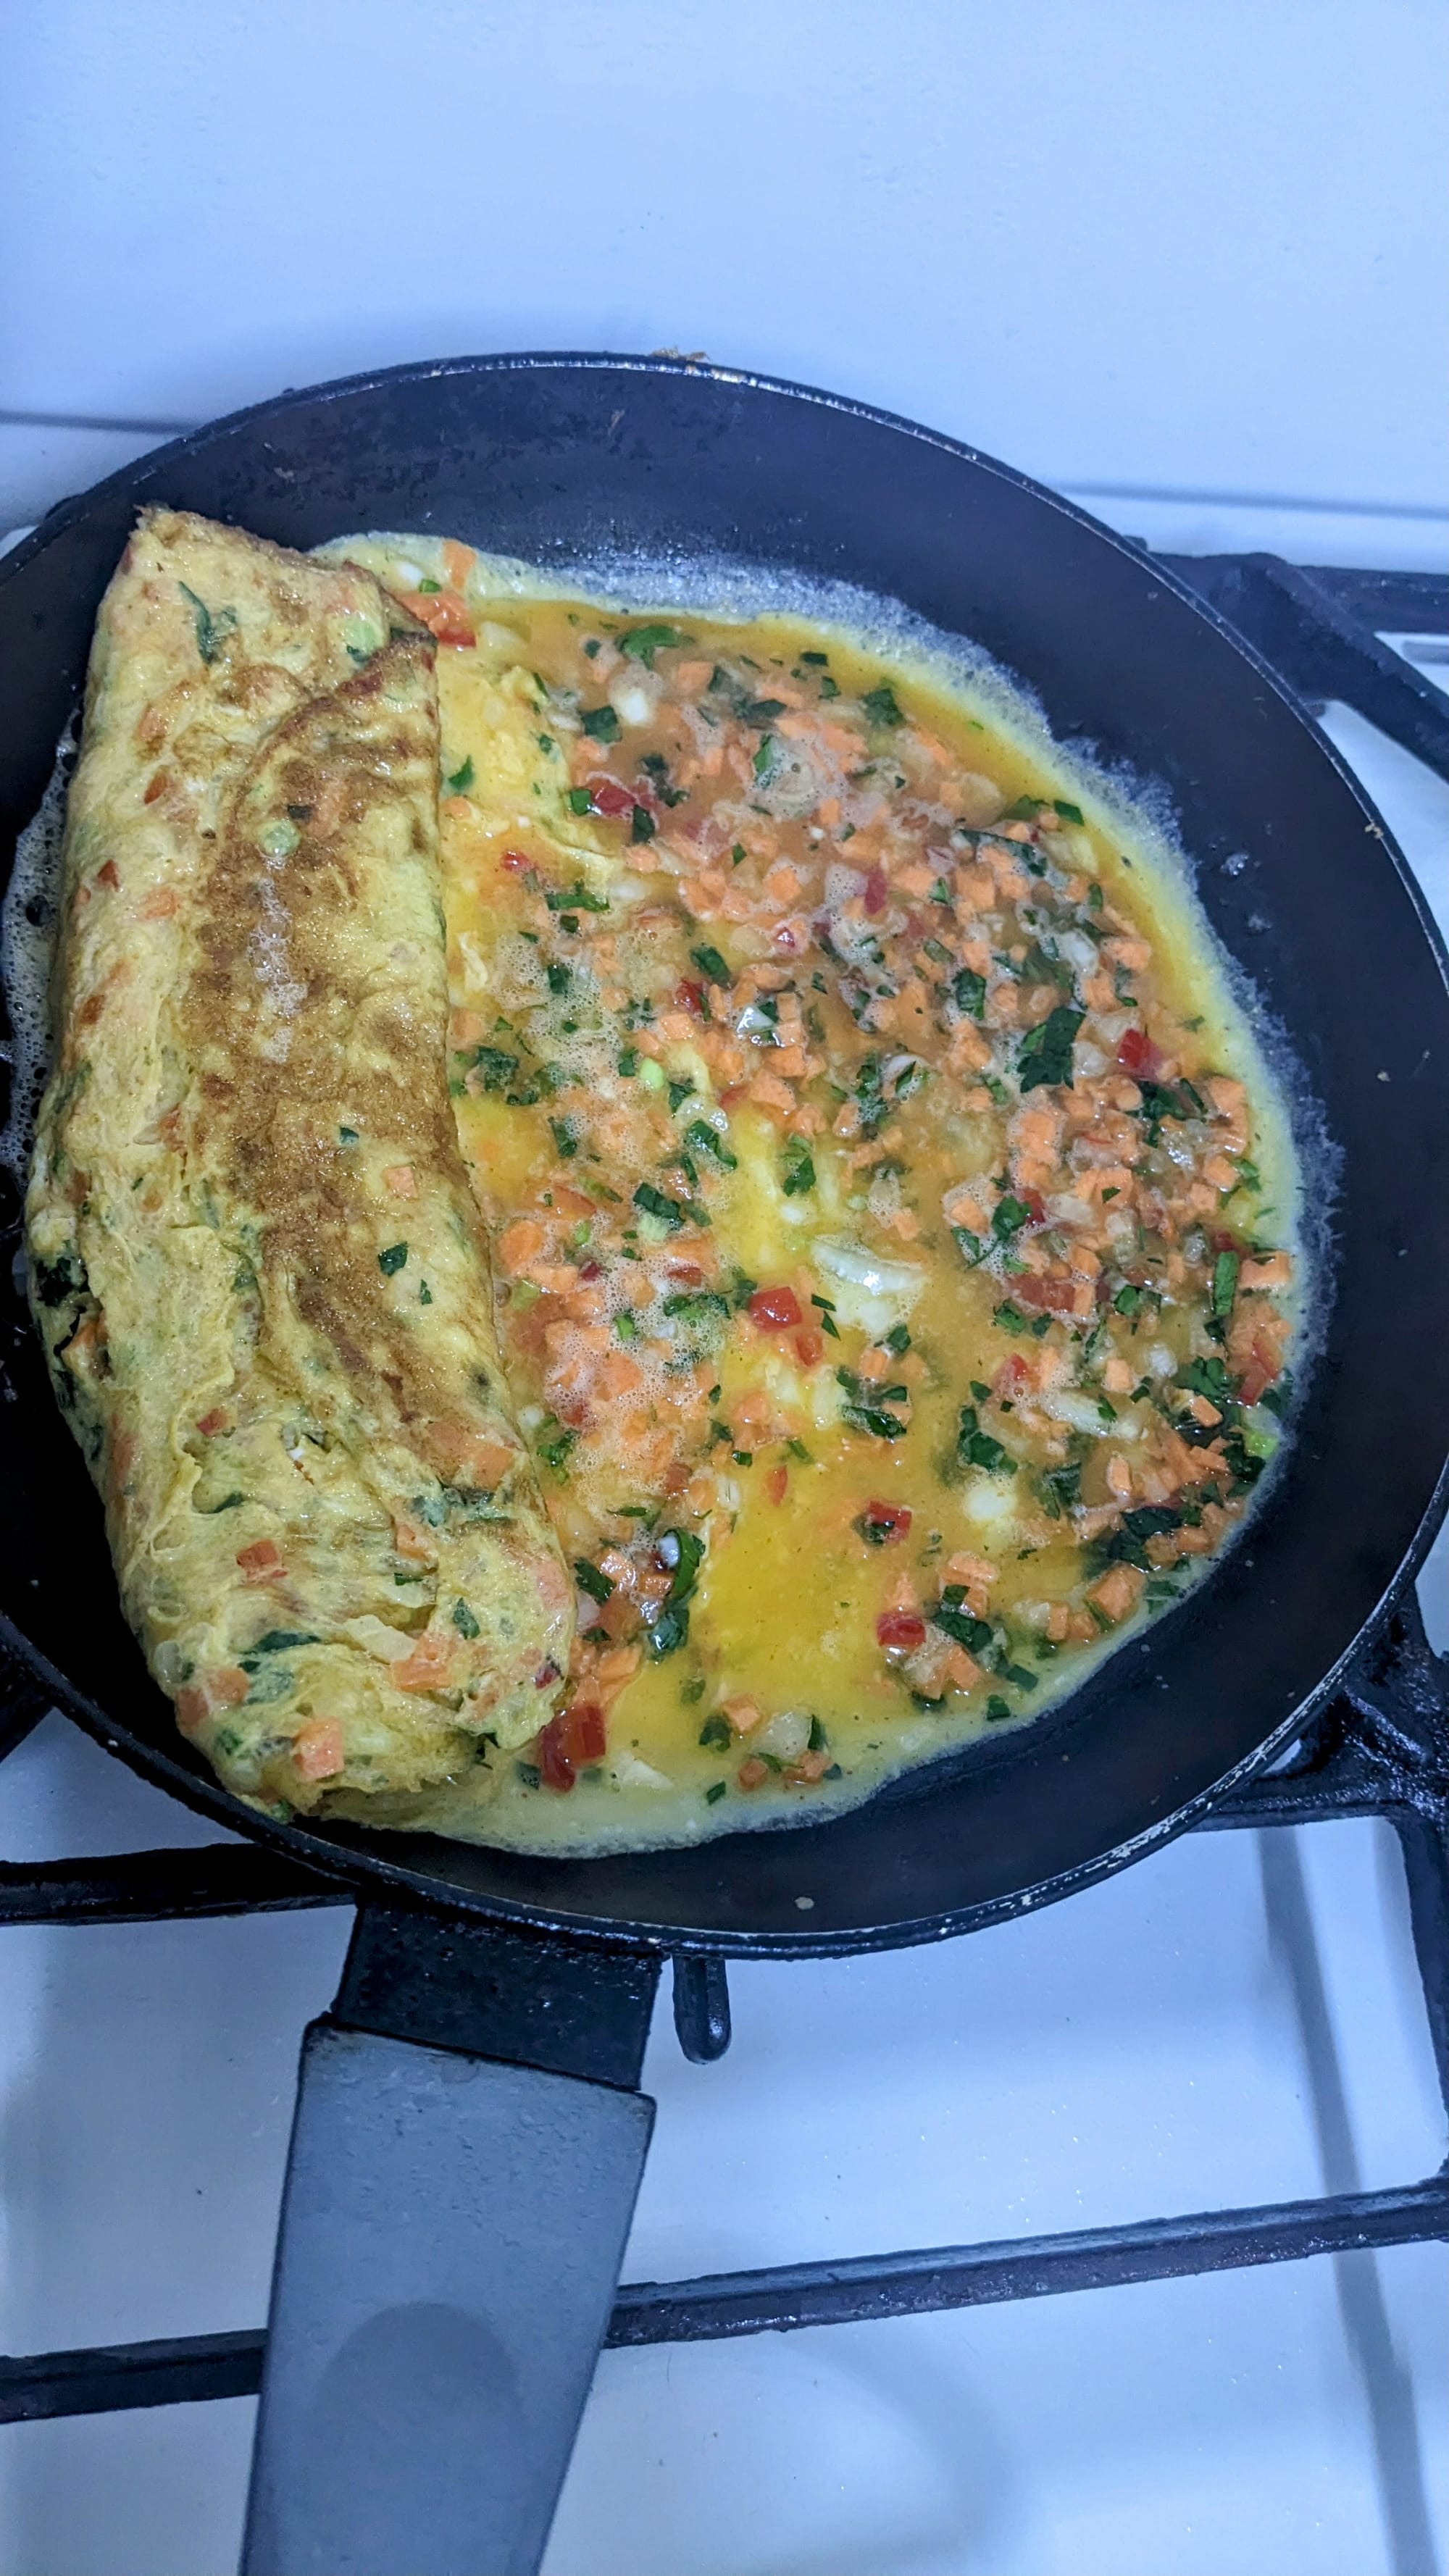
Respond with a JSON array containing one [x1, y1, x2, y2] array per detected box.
[[1, 551, 1447, 2429]]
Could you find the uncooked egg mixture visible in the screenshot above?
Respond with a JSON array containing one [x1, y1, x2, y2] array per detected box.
[[330, 535, 1304, 1856]]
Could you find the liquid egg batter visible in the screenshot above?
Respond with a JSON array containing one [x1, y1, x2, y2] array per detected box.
[[333, 535, 1302, 1854]]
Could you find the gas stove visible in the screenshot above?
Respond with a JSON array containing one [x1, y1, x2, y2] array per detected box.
[[0, 552, 1445, 2576]]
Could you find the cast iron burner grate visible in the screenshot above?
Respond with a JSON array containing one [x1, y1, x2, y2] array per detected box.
[[1, 553, 1446, 2430]]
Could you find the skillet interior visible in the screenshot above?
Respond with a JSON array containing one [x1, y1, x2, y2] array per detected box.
[[1, 353, 1447, 1954]]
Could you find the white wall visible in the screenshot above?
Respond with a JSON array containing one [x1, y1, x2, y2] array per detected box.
[[1, 0, 1446, 560]]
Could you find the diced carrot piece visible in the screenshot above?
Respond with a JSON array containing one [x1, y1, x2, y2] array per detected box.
[[384, 1163, 417, 1198], [237, 1539, 284, 1583], [392, 1513, 435, 1564], [441, 539, 476, 591], [596, 1350, 645, 1398], [785, 1749, 832, 1783], [1087, 1563, 1146, 1625], [433, 1428, 515, 1489], [293, 1719, 346, 1781], [401, 588, 475, 648], [738, 1756, 770, 1790], [393, 1631, 455, 1691], [724, 1696, 763, 1735], [501, 1218, 547, 1272]]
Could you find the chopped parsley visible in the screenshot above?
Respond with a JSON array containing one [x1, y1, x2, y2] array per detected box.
[[956, 1405, 1016, 1476], [646, 1529, 706, 1660], [1039, 1460, 1082, 1518], [932, 1602, 993, 1655], [619, 623, 691, 666], [1018, 1005, 1085, 1093], [536, 1417, 577, 1477], [861, 684, 904, 728], [178, 582, 237, 664], [837, 1368, 908, 1440], [781, 1135, 816, 1196], [633, 1182, 687, 1228], [1212, 1249, 1240, 1318], [544, 879, 609, 913], [686, 1121, 738, 1170]]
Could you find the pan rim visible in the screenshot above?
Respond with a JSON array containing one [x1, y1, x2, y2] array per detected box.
[[8, 345, 1447, 1003]]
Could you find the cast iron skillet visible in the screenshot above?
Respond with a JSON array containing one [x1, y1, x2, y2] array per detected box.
[[1, 354, 1447, 2576]]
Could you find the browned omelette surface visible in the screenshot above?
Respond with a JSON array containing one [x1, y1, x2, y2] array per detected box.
[[26, 509, 572, 1820]]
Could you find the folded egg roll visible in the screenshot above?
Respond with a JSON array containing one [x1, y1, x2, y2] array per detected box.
[[26, 507, 572, 1821]]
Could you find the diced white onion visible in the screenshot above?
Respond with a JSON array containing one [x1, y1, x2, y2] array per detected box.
[[1045, 1192, 1095, 1230], [757, 1709, 811, 1760], [1043, 1389, 1141, 1441], [611, 1751, 672, 1791], [960, 1476, 1020, 1536], [342, 1615, 419, 1663], [477, 619, 527, 653], [609, 678, 658, 728], [814, 1238, 926, 1300]]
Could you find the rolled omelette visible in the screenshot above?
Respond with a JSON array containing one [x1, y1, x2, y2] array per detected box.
[[26, 507, 573, 1823]]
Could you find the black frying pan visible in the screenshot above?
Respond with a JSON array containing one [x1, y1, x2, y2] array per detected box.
[[2, 355, 1447, 2576]]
